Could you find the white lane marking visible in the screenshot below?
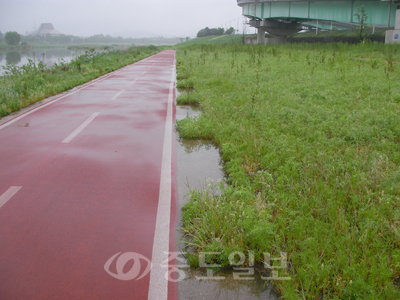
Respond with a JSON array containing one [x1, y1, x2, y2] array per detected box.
[[62, 112, 99, 144], [141, 64, 156, 75], [0, 186, 22, 209], [131, 79, 138, 85], [148, 57, 175, 300], [111, 89, 125, 100], [0, 65, 131, 131]]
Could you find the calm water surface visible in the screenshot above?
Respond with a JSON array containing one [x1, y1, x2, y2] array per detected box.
[[0, 48, 84, 76]]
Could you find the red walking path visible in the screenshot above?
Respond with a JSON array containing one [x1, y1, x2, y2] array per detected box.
[[0, 50, 178, 300]]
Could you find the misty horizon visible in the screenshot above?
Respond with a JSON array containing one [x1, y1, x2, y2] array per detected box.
[[1, 0, 245, 38]]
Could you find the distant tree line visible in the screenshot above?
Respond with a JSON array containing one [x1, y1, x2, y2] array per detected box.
[[20, 34, 183, 45], [0, 30, 184, 46], [197, 27, 235, 38], [22, 34, 135, 44]]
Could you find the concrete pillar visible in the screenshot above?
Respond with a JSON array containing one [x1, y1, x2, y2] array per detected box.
[[273, 36, 287, 44], [257, 28, 266, 45], [386, 8, 400, 43]]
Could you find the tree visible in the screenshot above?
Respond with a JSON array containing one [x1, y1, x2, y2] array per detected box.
[[225, 27, 235, 35], [197, 27, 225, 38], [197, 27, 211, 38], [210, 28, 224, 36], [354, 5, 368, 40], [5, 31, 21, 45]]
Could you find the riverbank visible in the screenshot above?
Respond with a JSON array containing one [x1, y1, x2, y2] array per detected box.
[[0, 43, 118, 51], [0, 46, 160, 118], [176, 43, 400, 299]]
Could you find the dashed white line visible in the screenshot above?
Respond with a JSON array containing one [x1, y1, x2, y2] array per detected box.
[[141, 64, 156, 75], [0, 65, 131, 131], [131, 79, 138, 85], [62, 112, 99, 144], [147, 59, 175, 300], [0, 186, 22, 209], [111, 89, 126, 100]]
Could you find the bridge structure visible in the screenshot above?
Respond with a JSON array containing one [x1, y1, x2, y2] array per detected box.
[[237, 0, 400, 43]]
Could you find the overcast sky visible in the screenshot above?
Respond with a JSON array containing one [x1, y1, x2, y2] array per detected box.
[[0, 0, 245, 38]]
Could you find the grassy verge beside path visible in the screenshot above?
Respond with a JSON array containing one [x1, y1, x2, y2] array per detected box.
[[176, 43, 400, 299], [0, 46, 160, 118]]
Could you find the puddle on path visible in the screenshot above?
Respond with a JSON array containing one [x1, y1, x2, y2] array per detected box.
[[175, 103, 280, 300]]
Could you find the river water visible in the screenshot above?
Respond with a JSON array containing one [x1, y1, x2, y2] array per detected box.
[[0, 48, 83, 76]]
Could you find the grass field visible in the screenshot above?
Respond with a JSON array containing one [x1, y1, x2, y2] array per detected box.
[[180, 35, 244, 46], [176, 42, 400, 299], [177, 29, 386, 47], [292, 28, 386, 38], [0, 46, 160, 118]]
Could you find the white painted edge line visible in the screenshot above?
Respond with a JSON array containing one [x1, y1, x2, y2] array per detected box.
[[62, 112, 99, 144], [130, 79, 138, 85], [111, 89, 126, 100], [148, 57, 175, 300], [0, 56, 149, 131], [0, 186, 22, 209]]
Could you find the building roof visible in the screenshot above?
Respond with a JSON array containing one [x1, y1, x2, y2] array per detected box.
[[30, 23, 63, 36]]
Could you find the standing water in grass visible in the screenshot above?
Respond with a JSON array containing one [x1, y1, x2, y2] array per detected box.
[[176, 42, 400, 299]]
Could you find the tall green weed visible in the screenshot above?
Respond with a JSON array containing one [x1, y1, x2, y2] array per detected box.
[[177, 43, 400, 299]]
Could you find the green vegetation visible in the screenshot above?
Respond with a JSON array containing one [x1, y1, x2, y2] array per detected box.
[[0, 46, 160, 118], [197, 27, 225, 38], [22, 33, 182, 46], [354, 6, 368, 40], [0, 42, 109, 51], [179, 35, 244, 46], [176, 43, 400, 299], [0, 33, 182, 51], [5, 31, 21, 46], [291, 29, 386, 39], [178, 30, 386, 48], [197, 27, 236, 38]]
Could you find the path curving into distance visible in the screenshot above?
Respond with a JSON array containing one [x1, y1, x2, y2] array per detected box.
[[0, 50, 178, 300]]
